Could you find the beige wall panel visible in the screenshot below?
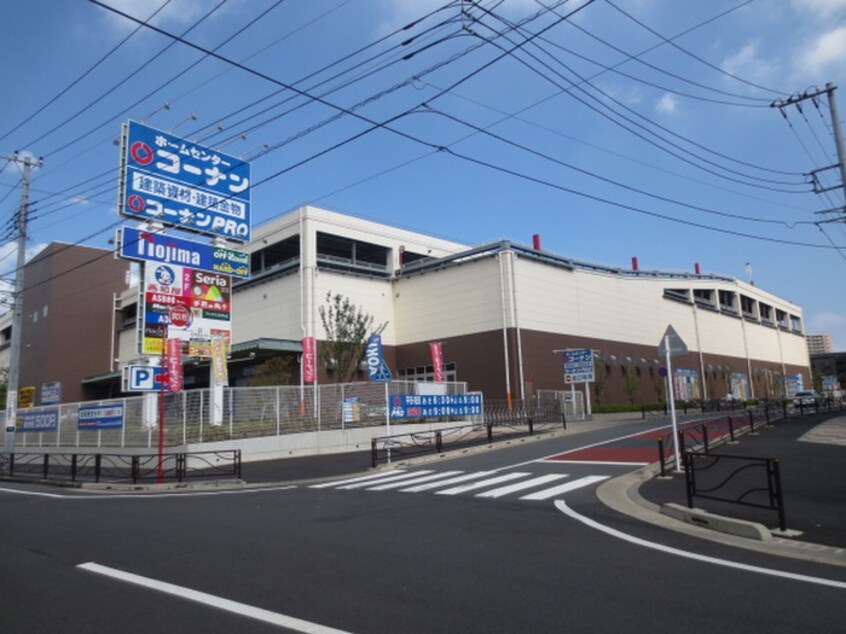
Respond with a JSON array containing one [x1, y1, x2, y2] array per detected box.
[[117, 327, 138, 365], [233, 276, 302, 341], [394, 258, 505, 343], [312, 272, 396, 343], [779, 331, 812, 367], [692, 309, 746, 357], [514, 262, 696, 346]]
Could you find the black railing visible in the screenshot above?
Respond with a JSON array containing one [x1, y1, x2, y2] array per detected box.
[[4, 450, 242, 484], [683, 451, 786, 532], [371, 401, 568, 467]]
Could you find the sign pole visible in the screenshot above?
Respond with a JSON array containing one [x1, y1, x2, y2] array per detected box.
[[665, 335, 680, 472], [157, 325, 167, 484], [385, 381, 391, 464]]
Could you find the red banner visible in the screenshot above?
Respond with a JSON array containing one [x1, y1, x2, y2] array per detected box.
[[302, 336, 316, 383], [166, 338, 183, 392], [430, 342, 445, 382]]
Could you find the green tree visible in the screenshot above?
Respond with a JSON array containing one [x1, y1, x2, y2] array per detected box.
[[318, 292, 386, 383], [247, 356, 294, 387], [592, 356, 606, 406], [0, 366, 7, 407], [623, 361, 638, 404]]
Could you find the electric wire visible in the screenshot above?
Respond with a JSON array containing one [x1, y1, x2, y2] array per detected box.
[[603, 0, 787, 96], [22, 0, 232, 153], [0, 0, 175, 144], [469, 4, 809, 189], [422, 105, 813, 227]]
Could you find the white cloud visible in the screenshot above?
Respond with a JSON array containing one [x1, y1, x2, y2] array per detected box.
[[791, 0, 846, 19], [721, 40, 775, 84], [376, 0, 546, 35], [807, 311, 846, 331], [794, 26, 846, 80], [655, 93, 678, 115], [98, 0, 232, 36], [0, 242, 48, 315]]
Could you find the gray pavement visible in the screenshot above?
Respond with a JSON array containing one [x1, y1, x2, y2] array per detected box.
[[235, 411, 846, 561], [638, 412, 846, 550]]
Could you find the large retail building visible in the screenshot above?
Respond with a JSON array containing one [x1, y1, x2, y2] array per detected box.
[[3, 206, 811, 406]]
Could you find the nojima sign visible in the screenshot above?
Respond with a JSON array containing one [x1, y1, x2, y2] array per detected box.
[[118, 120, 251, 242]]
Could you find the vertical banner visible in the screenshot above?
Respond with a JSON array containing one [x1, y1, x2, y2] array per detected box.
[[430, 342, 445, 382], [302, 336, 316, 383], [166, 338, 183, 392], [211, 337, 229, 384], [365, 334, 392, 382]]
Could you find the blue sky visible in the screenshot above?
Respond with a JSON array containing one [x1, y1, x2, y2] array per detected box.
[[2, 0, 846, 347]]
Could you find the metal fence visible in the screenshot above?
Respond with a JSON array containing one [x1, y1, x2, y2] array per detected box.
[[3, 381, 467, 450], [4, 450, 242, 484]]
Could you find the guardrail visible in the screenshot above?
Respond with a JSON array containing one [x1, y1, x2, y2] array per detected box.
[[371, 402, 569, 467], [682, 451, 786, 532], [2, 450, 241, 485], [656, 404, 783, 476]]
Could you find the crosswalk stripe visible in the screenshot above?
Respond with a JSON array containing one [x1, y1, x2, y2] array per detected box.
[[475, 474, 569, 499], [366, 471, 464, 491], [309, 470, 407, 489], [436, 472, 530, 496], [399, 471, 497, 493], [338, 470, 434, 490], [519, 475, 610, 500]]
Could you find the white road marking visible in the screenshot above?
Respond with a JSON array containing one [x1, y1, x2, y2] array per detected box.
[[475, 474, 568, 499], [399, 471, 497, 493], [520, 475, 609, 500], [366, 471, 463, 491], [338, 470, 433, 490], [78, 562, 354, 633], [436, 472, 530, 496], [309, 470, 407, 489], [554, 501, 846, 590], [544, 460, 648, 466]]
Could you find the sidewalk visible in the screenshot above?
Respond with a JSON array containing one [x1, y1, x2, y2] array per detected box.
[[638, 413, 846, 550]]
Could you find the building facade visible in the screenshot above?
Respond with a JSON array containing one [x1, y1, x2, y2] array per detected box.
[[806, 333, 834, 355], [112, 206, 811, 404], [0, 243, 131, 404], [2, 207, 812, 406]]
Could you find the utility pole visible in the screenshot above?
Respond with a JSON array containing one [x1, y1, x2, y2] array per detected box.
[[2, 153, 40, 469], [772, 84, 846, 211]]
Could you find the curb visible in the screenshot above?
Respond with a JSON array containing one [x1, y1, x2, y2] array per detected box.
[[596, 464, 846, 567]]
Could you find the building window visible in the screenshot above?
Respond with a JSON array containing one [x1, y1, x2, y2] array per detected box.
[[250, 235, 300, 274], [776, 309, 788, 329], [316, 232, 389, 275], [663, 288, 691, 303], [760, 303, 773, 325], [739, 295, 757, 321], [693, 289, 716, 310], [718, 290, 737, 315], [398, 362, 457, 382], [790, 315, 802, 333]]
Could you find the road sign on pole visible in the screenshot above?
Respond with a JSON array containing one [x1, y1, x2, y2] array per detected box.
[[658, 324, 687, 472], [658, 325, 688, 357], [561, 348, 594, 384]]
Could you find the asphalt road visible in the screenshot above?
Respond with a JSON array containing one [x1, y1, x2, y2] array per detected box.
[[2, 419, 844, 633]]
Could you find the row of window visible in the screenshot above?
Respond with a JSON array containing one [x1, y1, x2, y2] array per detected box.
[[248, 232, 434, 279], [664, 288, 802, 332], [397, 362, 457, 382]]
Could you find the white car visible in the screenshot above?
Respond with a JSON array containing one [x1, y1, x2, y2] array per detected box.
[[793, 390, 823, 407]]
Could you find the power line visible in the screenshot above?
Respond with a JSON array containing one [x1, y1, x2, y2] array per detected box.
[[0, 0, 175, 144], [469, 4, 808, 190], [603, 0, 787, 96]]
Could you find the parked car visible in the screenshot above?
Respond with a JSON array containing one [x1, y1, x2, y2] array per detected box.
[[793, 390, 823, 407]]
